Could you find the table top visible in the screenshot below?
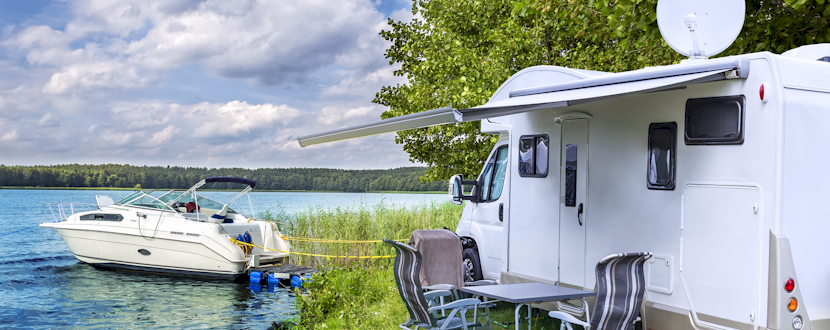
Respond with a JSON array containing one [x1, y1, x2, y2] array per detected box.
[[459, 282, 596, 304]]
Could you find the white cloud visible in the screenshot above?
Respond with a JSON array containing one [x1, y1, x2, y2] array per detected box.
[[43, 60, 150, 94], [318, 104, 383, 125], [322, 65, 403, 97], [146, 124, 180, 146], [0, 129, 18, 141], [190, 101, 302, 138], [38, 112, 59, 127]]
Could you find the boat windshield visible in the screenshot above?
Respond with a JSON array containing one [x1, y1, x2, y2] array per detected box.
[[125, 194, 173, 210], [158, 192, 234, 212], [115, 191, 145, 204]]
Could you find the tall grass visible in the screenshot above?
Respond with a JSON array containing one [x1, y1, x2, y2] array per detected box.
[[260, 201, 463, 267]]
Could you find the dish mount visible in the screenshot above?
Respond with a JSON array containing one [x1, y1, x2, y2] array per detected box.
[[656, 0, 745, 60]]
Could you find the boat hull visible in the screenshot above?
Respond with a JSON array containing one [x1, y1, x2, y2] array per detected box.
[[54, 226, 248, 279]]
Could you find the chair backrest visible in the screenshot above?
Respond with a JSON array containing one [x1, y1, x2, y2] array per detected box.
[[590, 252, 652, 330], [383, 239, 437, 328]]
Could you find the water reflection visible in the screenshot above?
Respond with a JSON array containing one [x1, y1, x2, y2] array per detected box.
[[2, 262, 296, 329]]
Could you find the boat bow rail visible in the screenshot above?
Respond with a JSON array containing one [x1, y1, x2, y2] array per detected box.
[[296, 56, 749, 147], [43, 203, 101, 221]]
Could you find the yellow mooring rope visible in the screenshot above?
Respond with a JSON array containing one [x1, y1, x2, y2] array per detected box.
[[281, 236, 408, 244], [230, 238, 396, 259]]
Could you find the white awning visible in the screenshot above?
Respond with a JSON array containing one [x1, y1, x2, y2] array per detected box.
[[297, 58, 747, 147], [454, 68, 734, 122]]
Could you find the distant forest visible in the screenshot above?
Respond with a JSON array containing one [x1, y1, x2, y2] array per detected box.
[[0, 164, 447, 192]]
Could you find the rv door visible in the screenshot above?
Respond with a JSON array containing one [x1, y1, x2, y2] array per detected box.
[[471, 144, 510, 279], [559, 119, 588, 289]]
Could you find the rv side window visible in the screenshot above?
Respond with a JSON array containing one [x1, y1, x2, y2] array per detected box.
[[479, 146, 508, 202], [647, 122, 677, 190], [685, 95, 745, 145], [518, 134, 549, 177]]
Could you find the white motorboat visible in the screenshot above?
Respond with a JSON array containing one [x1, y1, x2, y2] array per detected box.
[[41, 177, 290, 280]]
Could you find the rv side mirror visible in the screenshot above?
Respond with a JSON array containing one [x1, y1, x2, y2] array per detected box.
[[449, 174, 464, 205], [448, 174, 479, 205]]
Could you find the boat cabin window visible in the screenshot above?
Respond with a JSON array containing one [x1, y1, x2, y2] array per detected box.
[[518, 134, 549, 177], [79, 213, 124, 221], [685, 95, 745, 145], [479, 146, 508, 202], [648, 122, 677, 190]]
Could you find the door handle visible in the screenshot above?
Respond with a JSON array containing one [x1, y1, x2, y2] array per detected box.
[[499, 203, 504, 222], [577, 203, 583, 226]]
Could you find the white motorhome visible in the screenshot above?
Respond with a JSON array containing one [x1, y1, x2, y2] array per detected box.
[[297, 1, 830, 329]]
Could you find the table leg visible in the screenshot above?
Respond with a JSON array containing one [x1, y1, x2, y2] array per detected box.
[[514, 303, 532, 330]]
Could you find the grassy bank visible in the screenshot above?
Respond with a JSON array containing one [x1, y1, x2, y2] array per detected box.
[[266, 202, 566, 329]]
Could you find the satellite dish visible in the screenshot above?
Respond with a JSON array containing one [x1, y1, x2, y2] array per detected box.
[[656, 0, 745, 59]]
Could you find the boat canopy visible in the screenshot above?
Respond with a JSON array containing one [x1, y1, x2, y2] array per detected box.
[[205, 176, 257, 188], [296, 57, 749, 147]]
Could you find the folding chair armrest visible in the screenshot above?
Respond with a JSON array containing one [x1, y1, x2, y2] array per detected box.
[[548, 311, 590, 328], [464, 280, 497, 287], [424, 290, 453, 300], [424, 284, 457, 291], [428, 298, 480, 313]]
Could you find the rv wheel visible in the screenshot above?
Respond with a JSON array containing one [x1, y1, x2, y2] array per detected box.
[[462, 248, 483, 282]]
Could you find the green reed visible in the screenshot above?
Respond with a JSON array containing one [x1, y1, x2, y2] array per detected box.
[[259, 201, 463, 268]]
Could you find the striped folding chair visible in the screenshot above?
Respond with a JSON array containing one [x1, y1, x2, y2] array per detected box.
[[383, 239, 482, 330], [548, 252, 653, 330]]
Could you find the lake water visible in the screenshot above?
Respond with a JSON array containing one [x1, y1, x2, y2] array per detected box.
[[0, 189, 446, 329]]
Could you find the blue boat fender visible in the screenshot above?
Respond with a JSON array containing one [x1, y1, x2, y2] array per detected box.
[[250, 271, 263, 283], [243, 232, 253, 254], [290, 275, 313, 288]]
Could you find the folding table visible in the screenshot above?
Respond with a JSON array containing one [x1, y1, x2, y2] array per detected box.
[[459, 282, 596, 330]]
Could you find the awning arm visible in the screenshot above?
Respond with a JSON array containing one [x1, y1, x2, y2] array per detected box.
[[297, 106, 458, 147]]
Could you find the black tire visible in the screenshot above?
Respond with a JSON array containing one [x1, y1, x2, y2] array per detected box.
[[462, 248, 483, 282]]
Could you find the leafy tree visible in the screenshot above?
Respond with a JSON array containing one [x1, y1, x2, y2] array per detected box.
[[376, 0, 829, 182]]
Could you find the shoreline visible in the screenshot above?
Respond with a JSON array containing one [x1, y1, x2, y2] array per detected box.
[[0, 186, 445, 194]]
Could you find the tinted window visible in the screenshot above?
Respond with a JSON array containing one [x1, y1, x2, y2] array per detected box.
[[479, 158, 494, 201], [479, 146, 508, 202], [489, 147, 509, 200], [518, 134, 549, 177], [648, 122, 677, 190], [519, 137, 534, 175], [79, 213, 124, 221], [564, 144, 577, 207], [536, 137, 549, 175], [685, 95, 745, 145]]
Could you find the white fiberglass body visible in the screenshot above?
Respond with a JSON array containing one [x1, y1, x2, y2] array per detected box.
[[41, 177, 289, 280]]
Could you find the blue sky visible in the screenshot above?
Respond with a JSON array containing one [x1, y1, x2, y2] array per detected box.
[[0, 0, 419, 169]]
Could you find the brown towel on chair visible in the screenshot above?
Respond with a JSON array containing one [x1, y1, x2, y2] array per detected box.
[[408, 229, 463, 288]]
